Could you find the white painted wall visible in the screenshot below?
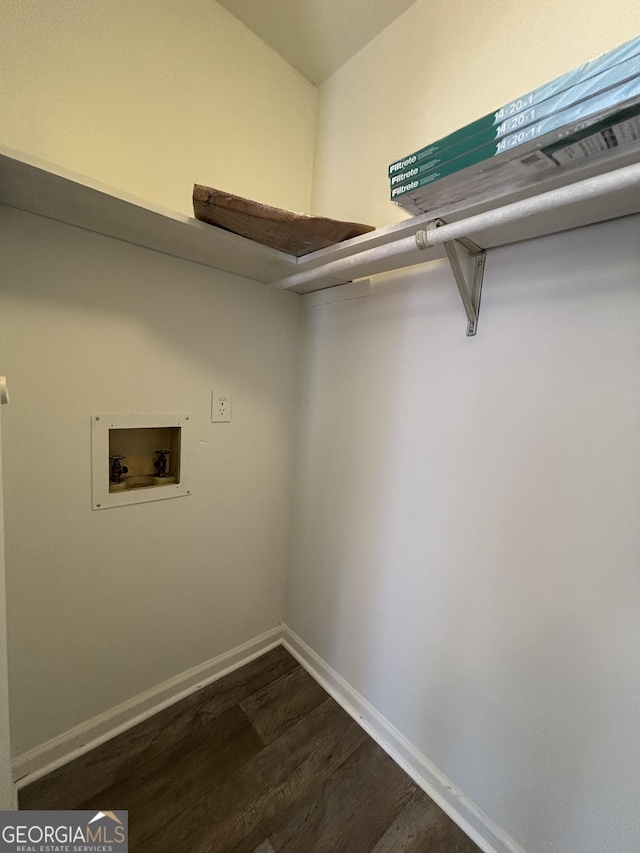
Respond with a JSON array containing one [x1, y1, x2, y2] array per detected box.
[[0, 402, 15, 806], [3, 3, 640, 847], [1, 0, 317, 216], [286, 215, 640, 853], [0, 206, 301, 757], [294, 8, 640, 850], [311, 0, 640, 227]]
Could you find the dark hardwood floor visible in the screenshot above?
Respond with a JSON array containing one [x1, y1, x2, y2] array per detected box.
[[19, 646, 481, 852]]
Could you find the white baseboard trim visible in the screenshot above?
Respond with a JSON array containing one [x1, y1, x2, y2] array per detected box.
[[16, 621, 525, 853], [14, 624, 284, 788], [282, 626, 527, 853]]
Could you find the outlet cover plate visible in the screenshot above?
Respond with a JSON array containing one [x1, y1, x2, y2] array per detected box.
[[211, 391, 232, 423]]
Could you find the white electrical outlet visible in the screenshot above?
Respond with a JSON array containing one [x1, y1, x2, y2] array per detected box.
[[211, 391, 232, 422]]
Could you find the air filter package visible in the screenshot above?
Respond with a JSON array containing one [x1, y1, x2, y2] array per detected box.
[[389, 34, 640, 216]]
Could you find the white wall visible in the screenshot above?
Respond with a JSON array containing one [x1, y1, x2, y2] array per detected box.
[[286, 215, 640, 853], [3, 4, 640, 848], [1, 0, 317, 217], [311, 0, 640, 227], [0, 406, 14, 806], [294, 7, 640, 850], [0, 0, 314, 774], [0, 206, 301, 756]]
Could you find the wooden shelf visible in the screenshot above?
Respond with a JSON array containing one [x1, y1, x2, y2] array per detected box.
[[2, 146, 639, 297]]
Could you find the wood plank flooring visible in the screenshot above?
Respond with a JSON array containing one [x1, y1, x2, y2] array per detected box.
[[19, 646, 482, 852]]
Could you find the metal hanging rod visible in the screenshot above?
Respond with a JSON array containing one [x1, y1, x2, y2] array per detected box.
[[274, 162, 640, 301]]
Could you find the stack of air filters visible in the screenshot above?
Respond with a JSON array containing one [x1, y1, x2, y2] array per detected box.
[[389, 35, 640, 216]]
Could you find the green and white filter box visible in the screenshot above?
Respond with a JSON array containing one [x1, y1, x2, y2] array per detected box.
[[389, 52, 640, 187], [388, 32, 640, 176], [390, 77, 640, 199], [395, 104, 640, 215]]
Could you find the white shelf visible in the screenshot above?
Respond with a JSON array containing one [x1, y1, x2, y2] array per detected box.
[[288, 149, 640, 293], [0, 146, 298, 284], [2, 146, 640, 297]]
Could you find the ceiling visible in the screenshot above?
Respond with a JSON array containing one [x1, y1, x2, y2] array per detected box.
[[215, 0, 418, 85]]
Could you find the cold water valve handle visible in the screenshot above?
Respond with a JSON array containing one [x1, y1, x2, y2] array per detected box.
[[154, 450, 170, 477], [109, 455, 128, 483]]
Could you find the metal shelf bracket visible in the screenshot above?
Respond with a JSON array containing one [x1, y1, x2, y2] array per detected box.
[[417, 220, 486, 336]]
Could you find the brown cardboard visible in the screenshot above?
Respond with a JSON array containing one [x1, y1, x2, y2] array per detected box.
[[193, 185, 374, 256]]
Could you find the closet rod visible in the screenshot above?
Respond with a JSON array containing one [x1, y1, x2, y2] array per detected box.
[[274, 161, 640, 291]]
